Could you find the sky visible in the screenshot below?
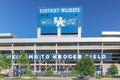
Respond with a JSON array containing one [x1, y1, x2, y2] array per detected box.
[[0, 0, 120, 38]]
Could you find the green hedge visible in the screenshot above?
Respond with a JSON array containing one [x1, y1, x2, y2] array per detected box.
[[113, 75, 120, 78], [45, 70, 54, 76], [22, 73, 35, 77], [96, 76, 102, 79], [103, 74, 111, 78], [68, 70, 78, 77], [22, 70, 35, 77], [0, 74, 5, 78]]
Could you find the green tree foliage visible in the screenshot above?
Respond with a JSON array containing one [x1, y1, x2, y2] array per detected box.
[[17, 51, 30, 74], [0, 53, 3, 74], [76, 56, 96, 78], [2, 55, 12, 69], [0, 53, 12, 76], [108, 64, 118, 77]]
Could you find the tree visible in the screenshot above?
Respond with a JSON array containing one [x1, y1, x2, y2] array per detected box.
[[0, 53, 12, 76], [76, 56, 96, 79], [108, 64, 118, 77], [2, 54, 12, 76], [0, 53, 4, 74], [2, 55, 12, 70], [17, 51, 30, 76]]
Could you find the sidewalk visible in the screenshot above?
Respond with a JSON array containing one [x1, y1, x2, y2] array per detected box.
[[4, 77, 120, 80], [21, 76, 84, 80], [36, 77, 120, 80]]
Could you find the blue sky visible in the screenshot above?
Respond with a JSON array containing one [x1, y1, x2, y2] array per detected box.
[[0, 0, 120, 38]]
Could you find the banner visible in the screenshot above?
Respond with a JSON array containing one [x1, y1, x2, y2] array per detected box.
[[38, 7, 82, 34], [9, 53, 112, 61]]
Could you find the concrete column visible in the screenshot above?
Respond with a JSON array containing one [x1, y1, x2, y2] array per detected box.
[[45, 61, 47, 71], [55, 43, 58, 73], [78, 26, 82, 37], [37, 27, 41, 38], [39, 53, 41, 72], [57, 27, 61, 37], [77, 43, 80, 61], [100, 43, 104, 75], [34, 44, 37, 73], [11, 44, 14, 77]]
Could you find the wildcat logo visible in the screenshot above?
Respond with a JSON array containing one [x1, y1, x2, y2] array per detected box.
[[54, 17, 65, 27]]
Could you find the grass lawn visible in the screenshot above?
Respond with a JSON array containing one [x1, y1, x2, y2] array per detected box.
[[1, 78, 41, 80]]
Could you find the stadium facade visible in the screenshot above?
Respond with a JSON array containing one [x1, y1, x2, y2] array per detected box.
[[0, 28, 120, 76], [0, 7, 120, 76]]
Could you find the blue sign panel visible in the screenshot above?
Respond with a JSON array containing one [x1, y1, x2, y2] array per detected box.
[[38, 7, 82, 34], [9, 53, 112, 61]]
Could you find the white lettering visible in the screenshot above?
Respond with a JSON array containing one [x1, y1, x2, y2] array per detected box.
[[63, 55, 67, 59], [85, 54, 89, 57], [98, 55, 101, 59], [73, 54, 77, 59], [40, 8, 59, 13], [29, 55, 34, 59], [12, 54, 16, 59], [68, 54, 72, 59], [58, 55, 62, 59], [102, 55, 106, 59], [78, 54, 82, 59], [41, 55, 44, 59], [34, 54, 39, 60], [93, 55, 97, 59], [39, 8, 80, 13], [46, 55, 49, 59], [54, 17, 65, 27], [61, 8, 80, 13], [89, 55, 92, 58], [53, 55, 57, 59]]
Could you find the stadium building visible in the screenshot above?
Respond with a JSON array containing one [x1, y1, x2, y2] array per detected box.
[[0, 7, 120, 76]]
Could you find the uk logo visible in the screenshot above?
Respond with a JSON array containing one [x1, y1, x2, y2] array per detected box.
[[54, 17, 65, 27]]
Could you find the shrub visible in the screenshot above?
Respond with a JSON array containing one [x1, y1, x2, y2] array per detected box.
[[103, 74, 111, 78], [45, 70, 54, 76], [23, 73, 35, 77], [22, 70, 35, 77], [68, 70, 78, 77], [78, 76, 84, 79], [25, 70, 32, 74], [96, 76, 101, 79], [108, 64, 118, 77], [113, 75, 120, 78], [0, 74, 5, 78]]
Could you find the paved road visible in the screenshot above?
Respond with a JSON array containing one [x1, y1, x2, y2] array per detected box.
[[38, 77, 120, 80], [38, 77, 83, 80], [7, 77, 120, 80], [99, 78, 120, 80]]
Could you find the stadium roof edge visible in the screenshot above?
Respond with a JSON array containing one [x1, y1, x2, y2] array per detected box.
[[102, 31, 120, 35], [0, 33, 16, 38]]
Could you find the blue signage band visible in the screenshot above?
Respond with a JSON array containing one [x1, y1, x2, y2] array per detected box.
[[6, 53, 112, 61]]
